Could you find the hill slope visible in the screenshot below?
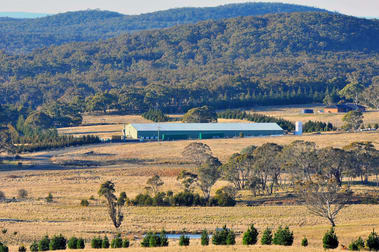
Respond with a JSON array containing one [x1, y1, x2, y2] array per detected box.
[[0, 3, 328, 54], [0, 12, 378, 113]]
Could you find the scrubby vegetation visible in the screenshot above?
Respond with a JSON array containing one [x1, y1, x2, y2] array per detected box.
[[142, 109, 169, 122], [141, 231, 168, 247], [212, 226, 236, 245]]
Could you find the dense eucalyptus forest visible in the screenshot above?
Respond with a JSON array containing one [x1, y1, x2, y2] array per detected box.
[[0, 3, 327, 54], [0, 12, 377, 116]]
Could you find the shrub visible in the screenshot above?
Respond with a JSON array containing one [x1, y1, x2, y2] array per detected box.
[[102, 236, 110, 248], [80, 199, 89, 207], [214, 188, 236, 207], [322, 228, 339, 249], [301, 237, 308, 247], [212, 225, 235, 245], [77, 238, 85, 249], [0, 242, 9, 252], [0, 191, 5, 200], [38, 236, 50, 251], [49, 234, 66, 250], [141, 231, 168, 247], [179, 235, 190, 246], [45, 193, 53, 203], [67, 237, 78, 249], [349, 237, 364, 251], [243, 224, 259, 245], [261, 228, 272, 245], [273, 226, 294, 246], [201, 229, 209, 246], [122, 239, 129, 248], [111, 235, 122, 248], [30, 241, 38, 252], [159, 230, 168, 247], [1, 229, 6, 234], [18, 189, 28, 199], [18, 245, 26, 252], [91, 237, 102, 249], [366, 230, 379, 251]]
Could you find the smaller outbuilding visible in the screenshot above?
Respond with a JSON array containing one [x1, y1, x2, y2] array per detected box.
[[124, 123, 284, 141], [301, 109, 314, 114], [324, 103, 366, 113]]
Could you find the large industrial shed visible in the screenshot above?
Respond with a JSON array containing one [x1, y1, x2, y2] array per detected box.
[[124, 123, 284, 140]]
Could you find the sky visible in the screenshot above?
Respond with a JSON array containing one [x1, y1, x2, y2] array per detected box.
[[1, 0, 378, 18]]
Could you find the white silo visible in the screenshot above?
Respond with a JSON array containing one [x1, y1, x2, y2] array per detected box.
[[295, 121, 303, 135]]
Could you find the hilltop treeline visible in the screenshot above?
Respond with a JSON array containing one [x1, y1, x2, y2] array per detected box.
[[0, 3, 327, 54], [0, 12, 378, 113]]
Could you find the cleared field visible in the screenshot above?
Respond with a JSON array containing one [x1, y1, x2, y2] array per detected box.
[[0, 164, 378, 248]]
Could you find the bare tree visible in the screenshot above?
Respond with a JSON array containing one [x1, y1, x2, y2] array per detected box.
[[297, 176, 352, 227], [98, 181, 127, 230], [146, 175, 164, 195]]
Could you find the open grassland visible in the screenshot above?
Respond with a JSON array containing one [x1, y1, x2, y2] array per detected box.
[[0, 164, 378, 249]]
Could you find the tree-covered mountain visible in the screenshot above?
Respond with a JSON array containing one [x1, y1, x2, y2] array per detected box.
[[0, 12, 378, 114], [0, 3, 328, 54]]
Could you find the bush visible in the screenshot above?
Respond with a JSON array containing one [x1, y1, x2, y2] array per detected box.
[[212, 225, 235, 245], [45, 193, 53, 203], [67, 237, 78, 249], [273, 226, 294, 246], [122, 239, 129, 248], [1, 229, 6, 234], [322, 228, 339, 249], [179, 235, 190, 246], [18, 189, 28, 199], [214, 188, 236, 207], [49, 234, 66, 250], [111, 235, 122, 248], [18, 245, 26, 252], [30, 241, 38, 252], [102, 236, 110, 248], [349, 237, 364, 251], [261, 228, 272, 245], [243, 224, 259, 245], [77, 238, 85, 249], [201, 229, 209, 246], [80, 199, 89, 207], [301, 237, 308, 247], [141, 231, 168, 247], [0, 242, 9, 252], [366, 230, 379, 251], [38, 236, 50, 251], [91, 237, 102, 249]]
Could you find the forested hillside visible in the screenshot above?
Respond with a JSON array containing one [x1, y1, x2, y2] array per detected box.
[[0, 12, 378, 114], [0, 3, 327, 54]]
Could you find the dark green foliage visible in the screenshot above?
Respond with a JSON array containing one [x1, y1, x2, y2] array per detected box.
[[80, 199, 89, 207], [67, 237, 78, 249], [18, 245, 26, 252], [102, 236, 110, 249], [366, 230, 379, 251], [76, 238, 85, 249], [0, 3, 328, 54], [303, 121, 334, 133], [1, 229, 6, 234], [212, 225, 235, 245], [29, 242, 38, 252], [322, 228, 339, 249], [349, 237, 364, 251], [141, 231, 168, 247], [0, 242, 8, 252], [91, 237, 102, 249], [38, 236, 50, 251], [122, 239, 129, 248], [142, 109, 169, 122], [182, 106, 217, 123], [243, 224, 259, 245], [0, 12, 377, 115], [214, 188, 236, 207], [273, 226, 294, 246], [179, 235, 190, 246], [110, 235, 122, 248], [132, 191, 207, 206], [201, 230, 209, 246], [261, 228, 272, 245], [49, 234, 66, 250], [218, 110, 295, 131], [301, 237, 308, 247]]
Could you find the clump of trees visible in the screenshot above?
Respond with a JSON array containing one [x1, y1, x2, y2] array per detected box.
[[142, 109, 169, 122], [303, 120, 334, 132], [141, 231, 168, 247], [182, 106, 217, 123], [212, 226, 236, 245]]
